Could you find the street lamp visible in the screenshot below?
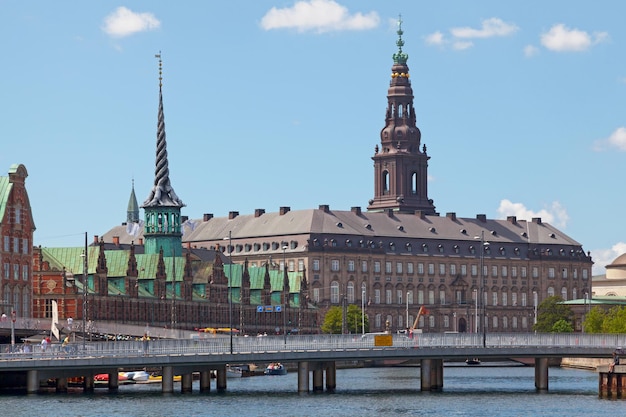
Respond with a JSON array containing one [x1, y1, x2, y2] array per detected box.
[[282, 244, 288, 346], [361, 289, 365, 335], [225, 231, 233, 354], [81, 232, 88, 351], [474, 231, 488, 347], [533, 291, 538, 330], [473, 289, 478, 333]]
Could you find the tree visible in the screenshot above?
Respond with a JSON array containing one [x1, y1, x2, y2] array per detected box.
[[551, 319, 574, 333], [584, 305, 626, 333], [533, 296, 573, 333], [321, 305, 369, 334]]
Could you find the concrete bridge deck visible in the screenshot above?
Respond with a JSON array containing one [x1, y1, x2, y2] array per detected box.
[[1, 332, 622, 394]]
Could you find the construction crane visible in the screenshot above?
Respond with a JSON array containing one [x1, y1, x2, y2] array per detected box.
[[409, 306, 428, 335]]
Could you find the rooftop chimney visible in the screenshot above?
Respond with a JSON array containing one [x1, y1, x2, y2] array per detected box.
[[93, 235, 99, 244], [319, 204, 330, 213], [279, 206, 291, 215], [415, 210, 425, 220], [532, 217, 542, 225], [203, 213, 213, 221], [228, 211, 239, 220], [113, 236, 120, 246], [351, 206, 362, 216], [446, 212, 457, 221], [386, 208, 394, 217], [181, 215, 189, 223], [254, 208, 265, 217], [507, 216, 517, 225], [476, 214, 487, 222]]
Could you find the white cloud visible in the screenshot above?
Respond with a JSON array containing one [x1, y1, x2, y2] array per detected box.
[[524, 45, 539, 57], [590, 242, 626, 275], [540, 24, 608, 52], [260, 0, 379, 33], [453, 41, 473, 50], [425, 17, 517, 50], [425, 31, 445, 46], [496, 199, 569, 229], [102, 7, 160, 38], [450, 17, 518, 39], [593, 127, 626, 151]]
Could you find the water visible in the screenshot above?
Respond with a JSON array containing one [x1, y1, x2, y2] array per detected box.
[[2, 366, 623, 417]]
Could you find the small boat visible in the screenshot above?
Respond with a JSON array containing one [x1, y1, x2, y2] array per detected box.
[[465, 358, 481, 365], [226, 365, 243, 378], [264, 363, 287, 376], [121, 371, 150, 382]]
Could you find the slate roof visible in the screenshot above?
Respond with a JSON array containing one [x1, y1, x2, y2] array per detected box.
[[103, 207, 582, 248]]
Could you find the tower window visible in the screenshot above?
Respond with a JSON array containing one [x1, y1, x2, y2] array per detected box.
[[411, 172, 418, 195], [382, 171, 389, 194]]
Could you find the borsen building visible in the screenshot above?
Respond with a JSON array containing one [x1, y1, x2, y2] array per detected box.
[[105, 21, 593, 334]]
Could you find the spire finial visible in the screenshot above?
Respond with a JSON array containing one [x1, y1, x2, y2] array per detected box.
[[392, 15, 408, 64], [155, 51, 162, 88]]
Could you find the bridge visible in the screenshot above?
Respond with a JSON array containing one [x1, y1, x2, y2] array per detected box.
[[0, 332, 622, 394]]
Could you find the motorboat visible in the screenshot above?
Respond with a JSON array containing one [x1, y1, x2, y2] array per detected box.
[[226, 365, 243, 378], [264, 363, 287, 376], [465, 358, 481, 365]]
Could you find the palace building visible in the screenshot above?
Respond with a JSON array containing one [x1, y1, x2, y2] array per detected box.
[[101, 20, 593, 335]]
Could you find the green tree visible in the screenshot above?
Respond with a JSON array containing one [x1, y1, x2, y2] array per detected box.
[[583, 306, 607, 333], [551, 319, 574, 333], [321, 305, 369, 334], [533, 296, 573, 332]]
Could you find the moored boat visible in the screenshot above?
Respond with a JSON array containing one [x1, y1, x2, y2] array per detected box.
[[465, 358, 481, 365], [264, 363, 287, 376]]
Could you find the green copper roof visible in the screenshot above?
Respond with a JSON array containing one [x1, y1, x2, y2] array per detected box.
[[392, 15, 408, 65]]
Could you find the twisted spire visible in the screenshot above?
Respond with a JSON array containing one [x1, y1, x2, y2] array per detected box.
[[142, 52, 184, 208]]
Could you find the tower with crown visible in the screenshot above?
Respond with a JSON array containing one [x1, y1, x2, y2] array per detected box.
[[368, 17, 436, 215], [141, 54, 185, 257]]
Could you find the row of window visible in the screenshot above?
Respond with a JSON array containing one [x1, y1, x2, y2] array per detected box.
[[3, 263, 30, 281], [313, 259, 589, 280], [226, 241, 299, 254], [374, 313, 531, 331], [310, 237, 585, 259], [315, 284, 578, 306], [2, 237, 29, 255]]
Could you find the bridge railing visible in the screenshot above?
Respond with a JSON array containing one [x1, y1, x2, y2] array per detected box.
[[0, 333, 623, 361]]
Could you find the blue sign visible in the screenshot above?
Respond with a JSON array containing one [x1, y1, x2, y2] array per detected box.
[[274, 305, 282, 312], [256, 306, 264, 313]]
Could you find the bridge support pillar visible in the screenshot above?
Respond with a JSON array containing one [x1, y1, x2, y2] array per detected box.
[[181, 374, 193, 393], [56, 377, 68, 393], [26, 370, 39, 394], [216, 365, 227, 392], [312, 369, 324, 392], [109, 371, 119, 391], [325, 362, 336, 391], [199, 371, 211, 393], [162, 366, 174, 393], [420, 359, 432, 391], [432, 359, 444, 391], [535, 357, 549, 391], [297, 361, 309, 393], [83, 374, 94, 392]]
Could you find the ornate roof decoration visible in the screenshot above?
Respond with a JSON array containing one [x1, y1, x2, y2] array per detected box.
[[392, 15, 408, 65], [142, 53, 184, 209]]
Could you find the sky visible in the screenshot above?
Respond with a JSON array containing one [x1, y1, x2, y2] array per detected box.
[[2, 1, 625, 275]]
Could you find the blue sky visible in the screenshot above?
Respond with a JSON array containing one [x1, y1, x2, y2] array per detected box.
[[2, 1, 625, 275]]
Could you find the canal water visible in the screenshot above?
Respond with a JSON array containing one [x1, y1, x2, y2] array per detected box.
[[1, 365, 623, 416]]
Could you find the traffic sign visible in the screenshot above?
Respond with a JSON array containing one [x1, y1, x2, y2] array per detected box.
[[256, 306, 264, 313], [274, 305, 282, 312]]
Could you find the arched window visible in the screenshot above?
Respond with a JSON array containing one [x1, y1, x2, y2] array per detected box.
[[561, 287, 567, 301], [347, 282, 355, 303], [331, 281, 339, 304], [547, 287, 555, 297], [382, 171, 389, 194], [411, 172, 418, 195]]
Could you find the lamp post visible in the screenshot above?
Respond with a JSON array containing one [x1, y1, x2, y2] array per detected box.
[[227, 231, 233, 354], [361, 289, 365, 335], [473, 289, 478, 334], [81, 232, 88, 351], [282, 244, 288, 346], [533, 291, 538, 328], [475, 231, 488, 347]]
